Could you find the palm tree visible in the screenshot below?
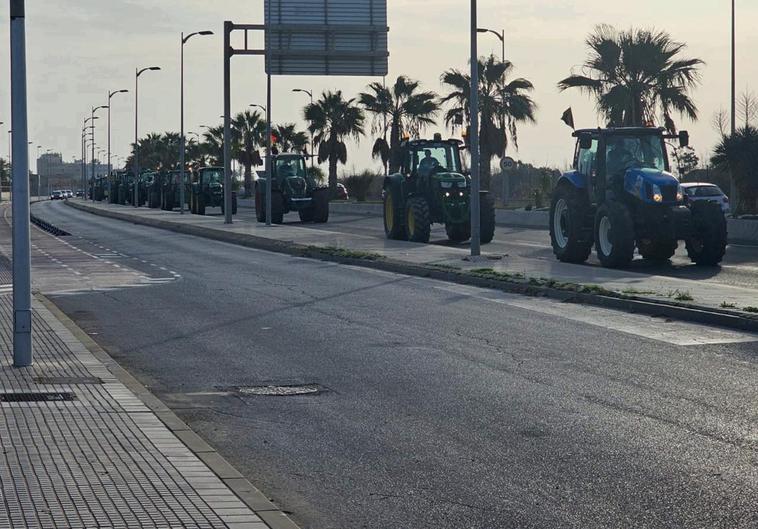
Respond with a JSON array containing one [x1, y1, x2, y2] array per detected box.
[[304, 90, 365, 196], [156, 132, 180, 170], [273, 123, 308, 154], [231, 110, 265, 197], [359, 76, 439, 173], [201, 126, 224, 166], [441, 55, 537, 188], [711, 125, 758, 214], [558, 25, 703, 132]]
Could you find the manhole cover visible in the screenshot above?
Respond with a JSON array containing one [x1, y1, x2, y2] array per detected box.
[[233, 384, 324, 397], [0, 392, 76, 403], [33, 376, 102, 385]]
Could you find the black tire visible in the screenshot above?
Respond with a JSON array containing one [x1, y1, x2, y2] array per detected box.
[[594, 200, 635, 268], [312, 188, 329, 223], [480, 192, 495, 244], [686, 201, 727, 266], [299, 208, 315, 222], [383, 188, 406, 240], [232, 194, 238, 215], [637, 222, 677, 261], [197, 195, 206, 216], [550, 184, 593, 263], [190, 194, 196, 214], [149, 191, 160, 209], [255, 186, 265, 222], [406, 197, 431, 243], [271, 191, 284, 224], [445, 222, 471, 242]]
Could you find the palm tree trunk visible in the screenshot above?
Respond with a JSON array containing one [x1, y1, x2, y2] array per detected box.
[[328, 154, 338, 197], [389, 118, 401, 173], [243, 163, 253, 197]]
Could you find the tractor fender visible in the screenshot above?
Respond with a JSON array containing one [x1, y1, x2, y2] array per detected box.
[[383, 173, 406, 205], [556, 170, 586, 190]]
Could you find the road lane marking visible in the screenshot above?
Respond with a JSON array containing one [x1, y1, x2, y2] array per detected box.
[[432, 283, 758, 346]]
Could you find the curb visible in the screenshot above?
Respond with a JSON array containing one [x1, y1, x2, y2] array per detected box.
[[37, 292, 302, 529], [66, 200, 758, 334]]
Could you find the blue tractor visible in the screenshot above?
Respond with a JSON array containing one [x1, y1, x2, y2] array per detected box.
[[550, 127, 727, 268]]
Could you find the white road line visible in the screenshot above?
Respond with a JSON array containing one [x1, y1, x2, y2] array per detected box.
[[432, 283, 758, 346]]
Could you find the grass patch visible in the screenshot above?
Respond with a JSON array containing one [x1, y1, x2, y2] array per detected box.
[[622, 288, 657, 296], [744, 306, 758, 314], [665, 289, 694, 302], [306, 246, 382, 261], [470, 268, 525, 281], [720, 301, 737, 309]]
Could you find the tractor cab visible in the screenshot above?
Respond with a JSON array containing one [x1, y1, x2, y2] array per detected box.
[[189, 167, 237, 215]]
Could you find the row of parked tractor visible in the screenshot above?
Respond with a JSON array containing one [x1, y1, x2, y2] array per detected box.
[[90, 166, 238, 215], [88, 126, 726, 270]]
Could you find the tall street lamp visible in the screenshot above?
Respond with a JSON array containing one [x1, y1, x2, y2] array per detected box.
[[134, 66, 161, 207], [292, 88, 314, 167], [470, 0, 482, 257], [35, 144, 41, 199], [250, 104, 266, 113], [0, 122, 4, 202], [180, 30, 214, 214], [107, 89, 128, 199], [82, 120, 95, 194], [730, 0, 737, 205], [91, 105, 108, 201], [477, 27, 505, 63]]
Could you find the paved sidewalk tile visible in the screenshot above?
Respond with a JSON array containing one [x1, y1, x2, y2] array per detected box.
[[0, 294, 266, 529]]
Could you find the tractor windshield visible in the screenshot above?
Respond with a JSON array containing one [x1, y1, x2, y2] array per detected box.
[[275, 157, 306, 178], [605, 134, 666, 176], [203, 169, 223, 185], [413, 143, 461, 177]]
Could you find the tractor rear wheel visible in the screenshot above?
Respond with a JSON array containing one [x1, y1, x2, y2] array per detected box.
[[312, 188, 329, 223], [406, 197, 431, 243], [550, 184, 592, 263], [685, 201, 727, 266], [383, 189, 406, 240], [197, 195, 206, 215], [480, 192, 496, 244], [445, 222, 470, 242], [594, 200, 635, 268], [271, 191, 284, 224]]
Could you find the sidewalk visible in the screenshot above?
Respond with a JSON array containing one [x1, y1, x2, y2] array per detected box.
[[0, 291, 290, 528], [66, 200, 758, 317]]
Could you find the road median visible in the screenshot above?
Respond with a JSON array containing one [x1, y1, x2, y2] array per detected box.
[[66, 199, 758, 333]]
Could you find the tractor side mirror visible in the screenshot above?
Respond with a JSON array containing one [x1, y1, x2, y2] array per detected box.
[[679, 131, 690, 148], [578, 136, 592, 150]]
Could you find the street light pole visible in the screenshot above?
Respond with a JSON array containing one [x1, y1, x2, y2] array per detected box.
[[181, 30, 213, 215], [730, 0, 737, 206], [10, 0, 32, 366], [108, 89, 128, 202], [477, 27, 505, 63], [91, 105, 108, 201], [36, 144, 40, 199], [470, 0, 481, 258], [292, 88, 314, 167], [134, 66, 161, 207]]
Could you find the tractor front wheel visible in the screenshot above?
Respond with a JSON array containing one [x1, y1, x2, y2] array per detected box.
[[406, 197, 431, 243], [685, 201, 727, 266], [445, 222, 470, 242], [254, 186, 265, 222], [383, 189, 406, 240], [197, 195, 206, 216], [312, 188, 329, 223], [550, 184, 592, 263], [594, 200, 635, 268], [480, 192, 496, 244], [638, 222, 677, 262], [271, 191, 284, 224], [299, 208, 315, 222]]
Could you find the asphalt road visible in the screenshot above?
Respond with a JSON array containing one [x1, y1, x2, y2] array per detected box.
[[235, 204, 758, 291], [23, 200, 758, 529]]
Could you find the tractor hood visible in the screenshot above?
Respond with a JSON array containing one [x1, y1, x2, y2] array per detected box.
[[432, 172, 468, 185], [624, 167, 680, 204]]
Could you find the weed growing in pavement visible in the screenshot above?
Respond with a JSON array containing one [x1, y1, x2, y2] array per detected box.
[[622, 288, 657, 295], [665, 289, 694, 301], [744, 306, 758, 313], [306, 246, 382, 261], [720, 301, 737, 309]]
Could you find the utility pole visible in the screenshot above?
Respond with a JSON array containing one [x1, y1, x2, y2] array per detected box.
[[108, 89, 128, 202], [469, 0, 481, 257], [730, 0, 737, 207], [10, 0, 32, 366]]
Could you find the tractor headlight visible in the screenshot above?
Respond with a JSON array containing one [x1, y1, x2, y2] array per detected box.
[[459, 191, 464, 197], [441, 181, 453, 189], [676, 185, 684, 202], [445, 191, 451, 197], [652, 184, 663, 203]]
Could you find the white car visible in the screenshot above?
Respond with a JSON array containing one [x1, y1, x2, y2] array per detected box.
[[681, 183, 730, 214]]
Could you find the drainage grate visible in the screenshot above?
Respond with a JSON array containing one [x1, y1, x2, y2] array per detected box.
[[0, 392, 76, 402], [232, 384, 324, 397], [33, 376, 102, 385], [30, 214, 71, 236]]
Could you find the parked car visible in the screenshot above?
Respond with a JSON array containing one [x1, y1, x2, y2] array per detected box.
[[75, 190, 84, 197], [50, 190, 63, 200], [336, 183, 349, 201], [681, 183, 730, 214]]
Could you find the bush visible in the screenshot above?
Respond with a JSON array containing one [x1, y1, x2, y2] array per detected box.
[[341, 171, 380, 202]]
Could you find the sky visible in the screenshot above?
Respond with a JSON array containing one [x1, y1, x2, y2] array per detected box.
[[1, 0, 756, 175]]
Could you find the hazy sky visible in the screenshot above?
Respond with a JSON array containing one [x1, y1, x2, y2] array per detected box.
[[1, 0, 756, 174]]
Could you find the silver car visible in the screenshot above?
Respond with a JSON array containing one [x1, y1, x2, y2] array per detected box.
[[681, 183, 730, 214]]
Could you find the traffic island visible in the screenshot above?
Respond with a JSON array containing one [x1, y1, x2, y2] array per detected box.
[[66, 199, 758, 333]]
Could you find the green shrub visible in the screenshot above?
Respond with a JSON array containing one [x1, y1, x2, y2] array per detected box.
[[341, 171, 380, 202]]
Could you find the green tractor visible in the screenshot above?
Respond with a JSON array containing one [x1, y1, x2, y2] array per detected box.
[[161, 170, 182, 211], [254, 153, 329, 224], [127, 172, 149, 206], [189, 166, 238, 215], [92, 175, 108, 201], [382, 134, 495, 244], [550, 127, 727, 268]]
